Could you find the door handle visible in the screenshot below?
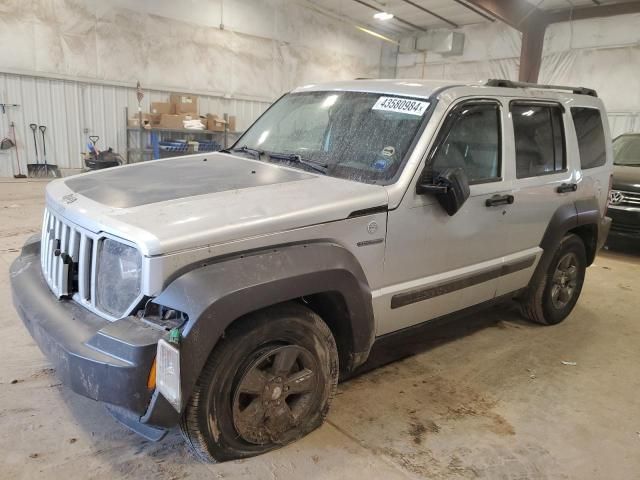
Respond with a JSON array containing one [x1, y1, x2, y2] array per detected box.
[[485, 194, 514, 207], [557, 183, 578, 193]]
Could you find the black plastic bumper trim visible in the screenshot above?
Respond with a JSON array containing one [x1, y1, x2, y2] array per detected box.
[[10, 239, 166, 418], [391, 255, 536, 309]]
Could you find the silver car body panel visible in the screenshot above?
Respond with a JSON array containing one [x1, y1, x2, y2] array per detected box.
[[43, 79, 612, 335]]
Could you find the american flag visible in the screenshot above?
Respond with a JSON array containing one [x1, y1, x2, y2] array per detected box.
[[136, 81, 144, 106]]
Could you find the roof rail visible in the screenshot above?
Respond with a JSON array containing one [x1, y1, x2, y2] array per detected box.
[[486, 79, 597, 97]]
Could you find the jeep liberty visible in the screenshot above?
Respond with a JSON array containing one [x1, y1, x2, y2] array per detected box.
[[10, 79, 613, 462]]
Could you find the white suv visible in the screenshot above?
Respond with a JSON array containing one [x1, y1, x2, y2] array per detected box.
[[11, 79, 612, 462]]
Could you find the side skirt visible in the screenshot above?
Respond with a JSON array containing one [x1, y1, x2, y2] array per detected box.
[[345, 289, 525, 379], [378, 289, 525, 343]]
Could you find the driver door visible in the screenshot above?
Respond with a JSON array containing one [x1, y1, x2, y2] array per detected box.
[[377, 98, 513, 334]]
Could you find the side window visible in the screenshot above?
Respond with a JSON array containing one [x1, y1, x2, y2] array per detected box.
[[571, 107, 606, 169], [512, 104, 566, 178], [431, 102, 501, 184]]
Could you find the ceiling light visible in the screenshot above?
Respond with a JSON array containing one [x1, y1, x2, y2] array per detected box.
[[373, 12, 394, 21], [355, 26, 398, 44]]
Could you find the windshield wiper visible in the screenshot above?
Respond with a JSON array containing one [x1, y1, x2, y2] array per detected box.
[[267, 152, 328, 174], [226, 145, 265, 159]]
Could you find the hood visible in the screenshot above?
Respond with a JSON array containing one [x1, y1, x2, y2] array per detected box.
[[612, 165, 640, 191], [48, 153, 388, 256]]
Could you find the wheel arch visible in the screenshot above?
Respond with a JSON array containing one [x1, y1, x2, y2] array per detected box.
[[532, 197, 601, 291], [151, 241, 375, 413], [567, 223, 598, 265]]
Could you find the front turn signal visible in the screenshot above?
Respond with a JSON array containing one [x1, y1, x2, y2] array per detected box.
[[147, 357, 157, 390]]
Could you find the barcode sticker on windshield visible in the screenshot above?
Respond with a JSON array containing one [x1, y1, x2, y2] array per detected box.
[[372, 97, 429, 116]]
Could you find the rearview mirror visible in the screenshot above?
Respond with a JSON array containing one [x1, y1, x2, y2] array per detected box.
[[416, 167, 470, 216]]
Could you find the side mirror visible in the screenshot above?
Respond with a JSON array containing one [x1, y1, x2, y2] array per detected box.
[[416, 167, 470, 216]]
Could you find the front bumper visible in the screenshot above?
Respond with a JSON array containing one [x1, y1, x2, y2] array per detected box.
[[9, 236, 177, 439], [607, 206, 640, 240]]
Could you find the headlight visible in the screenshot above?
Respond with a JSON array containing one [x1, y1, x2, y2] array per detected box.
[[96, 238, 142, 318]]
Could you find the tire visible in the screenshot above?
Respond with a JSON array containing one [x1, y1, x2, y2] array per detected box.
[[521, 234, 587, 326], [180, 302, 339, 462]]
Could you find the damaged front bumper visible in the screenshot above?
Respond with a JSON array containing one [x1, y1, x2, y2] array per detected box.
[[9, 236, 180, 440]]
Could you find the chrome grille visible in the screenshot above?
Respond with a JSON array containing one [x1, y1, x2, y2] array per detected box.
[[41, 207, 96, 303], [611, 190, 640, 208]]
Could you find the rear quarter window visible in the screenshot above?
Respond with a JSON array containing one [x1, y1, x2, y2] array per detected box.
[[571, 107, 606, 169]]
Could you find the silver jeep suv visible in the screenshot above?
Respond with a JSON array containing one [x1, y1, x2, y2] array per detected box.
[[10, 79, 612, 462]]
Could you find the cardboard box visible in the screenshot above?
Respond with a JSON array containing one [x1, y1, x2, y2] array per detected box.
[[227, 115, 236, 132], [128, 113, 152, 128], [150, 102, 173, 115], [206, 114, 226, 132], [174, 102, 198, 115], [159, 114, 182, 129], [170, 93, 198, 107], [159, 113, 199, 130], [150, 113, 162, 126], [170, 93, 198, 115]]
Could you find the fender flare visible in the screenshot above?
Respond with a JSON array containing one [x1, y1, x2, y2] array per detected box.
[[152, 241, 375, 412], [532, 197, 601, 290]]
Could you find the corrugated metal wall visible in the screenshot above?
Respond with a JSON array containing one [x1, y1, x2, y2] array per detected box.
[[2, 70, 639, 178], [0, 72, 271, 177], [608, 112, 640, 139]]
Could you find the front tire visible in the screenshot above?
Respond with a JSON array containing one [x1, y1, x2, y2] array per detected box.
[[180, 302, 338, 462], [521, 234, 587, 325]]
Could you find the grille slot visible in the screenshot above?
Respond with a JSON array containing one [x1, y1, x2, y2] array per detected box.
[[39, 207, 144, 321], [617, 190, 640, 208], [611, 221, 640, 234], [40, 207, 96, 303]]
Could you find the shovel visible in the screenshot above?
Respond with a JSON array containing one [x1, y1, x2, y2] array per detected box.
[[27, 123, 46, 177], [10, 122, 26, 178], [39, 125, 61, 178]]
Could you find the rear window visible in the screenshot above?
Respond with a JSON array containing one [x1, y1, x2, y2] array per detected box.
[[512, 104, 566, 178], [571, 107, 606, 169]]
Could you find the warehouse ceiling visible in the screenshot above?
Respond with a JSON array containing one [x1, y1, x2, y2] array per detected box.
[[315, 0, 495, 35], [526, 0, 634, 10], [315, 0, 638, 37]]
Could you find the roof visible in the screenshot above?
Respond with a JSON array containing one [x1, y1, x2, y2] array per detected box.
[[291, 79, 477, 99], [291, 78, 601, 103]]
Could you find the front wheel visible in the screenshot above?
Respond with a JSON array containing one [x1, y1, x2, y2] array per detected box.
[[521, 234, 587, 325], [180, 303, 338, 462]]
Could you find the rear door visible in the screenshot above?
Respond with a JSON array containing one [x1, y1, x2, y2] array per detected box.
[[496, 101, 579, 296]]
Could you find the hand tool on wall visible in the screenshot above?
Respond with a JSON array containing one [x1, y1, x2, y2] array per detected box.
[[89, 135, 100, 156], [27, 123, 43, 177], [0, 136, 14, 150], [10, 122, 26, 178], [39, 125, 61, 178], [1, 123, 17, 177], [0, 103, 19, 114], [0, 102, 25, 177]]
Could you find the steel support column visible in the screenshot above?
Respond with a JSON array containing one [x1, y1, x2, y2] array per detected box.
[[519, 24, 545, 83], [466, 0, 640, 83]]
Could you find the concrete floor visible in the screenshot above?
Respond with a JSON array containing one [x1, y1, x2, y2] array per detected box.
[[1, 179, 639, 480]]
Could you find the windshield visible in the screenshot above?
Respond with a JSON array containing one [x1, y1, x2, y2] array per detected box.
[[232, 91, 431, 184], [613, 135, 640, 166]]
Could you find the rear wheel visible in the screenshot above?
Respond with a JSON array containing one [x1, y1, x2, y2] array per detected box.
[[521, 234, 587, 325], [180, 303, 338, 462]]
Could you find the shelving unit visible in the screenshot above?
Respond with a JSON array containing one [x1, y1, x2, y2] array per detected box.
[[125, 108, 241, 163]]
